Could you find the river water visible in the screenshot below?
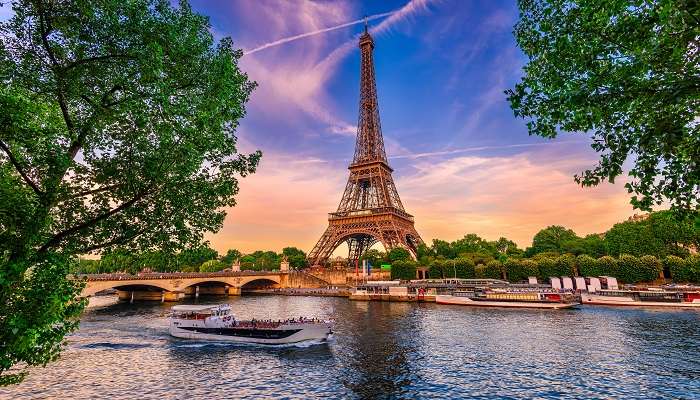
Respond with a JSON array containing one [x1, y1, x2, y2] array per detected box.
[[3, 295, 700, 399]]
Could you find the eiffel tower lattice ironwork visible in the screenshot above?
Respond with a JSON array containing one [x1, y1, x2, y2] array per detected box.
[[308, 24, 423, 267]]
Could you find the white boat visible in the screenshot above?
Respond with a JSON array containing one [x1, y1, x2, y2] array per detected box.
[[169, 304, 333, 344], [436, 289, 578, 309], [581, 289, 700, 308]]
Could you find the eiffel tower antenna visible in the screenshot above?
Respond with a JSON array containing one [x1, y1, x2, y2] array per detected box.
[[308, 27, 423, 267]]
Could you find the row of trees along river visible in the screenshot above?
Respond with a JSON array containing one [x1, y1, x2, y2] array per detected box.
[[71, 210, 700, 284]]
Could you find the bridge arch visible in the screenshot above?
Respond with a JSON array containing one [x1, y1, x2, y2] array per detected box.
[[82, 280, 173, 297], [239, 275, 281, 287]]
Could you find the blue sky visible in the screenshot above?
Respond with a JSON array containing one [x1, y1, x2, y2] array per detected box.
[[0, 0, 637, 254]]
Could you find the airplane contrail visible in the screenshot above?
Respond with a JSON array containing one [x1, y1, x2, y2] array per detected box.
[[243, 11, 395, 55]]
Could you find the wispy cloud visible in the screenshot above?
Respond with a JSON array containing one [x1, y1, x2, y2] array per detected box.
[[390, 139, 589, 160], [396, 150, 634, 248], [244, 11, 395, 55]]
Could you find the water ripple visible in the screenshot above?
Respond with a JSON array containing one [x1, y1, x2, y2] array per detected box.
[[2, 296, 700, 399]]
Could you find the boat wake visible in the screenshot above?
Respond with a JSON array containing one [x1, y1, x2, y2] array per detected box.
[[171, 335, 333, 349]]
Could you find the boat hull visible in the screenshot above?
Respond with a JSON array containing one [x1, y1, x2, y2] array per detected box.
[[435, 295, 578, 309], [169, 323, 332, 344], [581, 293, 700, 308]]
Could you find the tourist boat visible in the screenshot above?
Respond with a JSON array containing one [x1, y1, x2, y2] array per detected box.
[[581, 287, 700, 308], [436, 289, 578, 309], [169, 304, 334, 344]]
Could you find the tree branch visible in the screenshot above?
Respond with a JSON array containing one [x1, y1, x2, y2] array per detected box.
[[77, 228, 147, 254], [0, 140, 43, 196], [59, 183, 123, 202], [64, 54, 130, 71], [38, 187, 153, 253]]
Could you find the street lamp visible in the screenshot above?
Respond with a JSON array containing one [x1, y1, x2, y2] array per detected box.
[[452, 259, 457, 279]]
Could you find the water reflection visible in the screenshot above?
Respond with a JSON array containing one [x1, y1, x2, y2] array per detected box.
[[339, 302, 419, 399]]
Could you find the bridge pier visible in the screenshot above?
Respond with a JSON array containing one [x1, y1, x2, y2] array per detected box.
[[227, 287, 241, 296]]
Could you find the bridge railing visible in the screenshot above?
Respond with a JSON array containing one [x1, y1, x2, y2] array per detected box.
[[77, 271, 283, 281]]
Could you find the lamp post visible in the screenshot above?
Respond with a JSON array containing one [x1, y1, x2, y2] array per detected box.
[[452, 259, 457, 279]]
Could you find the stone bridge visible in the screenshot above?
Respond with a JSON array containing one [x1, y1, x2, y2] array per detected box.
[[79, 271, 331, 301]]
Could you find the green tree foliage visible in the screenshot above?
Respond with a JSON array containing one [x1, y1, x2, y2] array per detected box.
[[244, 251, 280, 271], [493, 237, 523, 257], [387, 247, 412, 262], [0, 0, 259, 384], [685, 255, 700, 283], [605, 211, 700, 257], [220, 249, 242, 266], [508, 0, 700, 214], [665, 255, 690, 282], [555, 254, 578, 277], [175, 245, 218, 271], [638, 255, 663, 282], [484, 260, 504, 279], [536, 257, 558, 280], [504, 258, 535, 282], [431, 239, 454, 259], [596, 256, 619, 278], [579, 234, 607, 258], [360, 249, 385, 267], [416, 243, 433, 259], [453, 257, 476, 279], [668, 255, 700, 283], [282, 247, 308, 270], [428, 259, 447, 279], [199, 259, 226, 273], [390, 260, 418, 281], [527, 226, 579, 256], [576, 255, 599, 277], [616, 255, 641, 283]]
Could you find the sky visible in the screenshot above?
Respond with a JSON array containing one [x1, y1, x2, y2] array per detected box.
[[0, 0, 638, 255]]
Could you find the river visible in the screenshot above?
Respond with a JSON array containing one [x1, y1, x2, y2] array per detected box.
[[3, 295, 700, 399]]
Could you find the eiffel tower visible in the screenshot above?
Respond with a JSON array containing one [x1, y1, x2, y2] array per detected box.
[[308, 23, 423, 267]]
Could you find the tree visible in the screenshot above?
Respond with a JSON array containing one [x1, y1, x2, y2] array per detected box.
[[617, 255, 642, 283], [493, 237, 523, 257], [527, 226, 579, 256], [390, 260, 418, 281], [453, 257, 476, 279], [281, 247, 308, 270], [484, 260, 504, 280], [199, 259, 226, 273], [596, 256, 619, 278], [508, 0, 700, 214], [360, 249, 385, 267], [0, 0, 259, 384], [555, 254, 578, 277], [579, 234, 607, 258], [431, 239, 454, 259], [505, 258, 530, 282], [220, 249, 242, 266], [176, 245, 218, 271], [576, 255, 599, 277], [387, 247, 412, 263], [665, 255, 690, 282], [638, 255, 663, 282], [604, 211, 700, 257], [536, 257, 558, 280]]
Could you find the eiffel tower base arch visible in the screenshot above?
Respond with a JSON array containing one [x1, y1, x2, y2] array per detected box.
[[308, 212, 422, 267]]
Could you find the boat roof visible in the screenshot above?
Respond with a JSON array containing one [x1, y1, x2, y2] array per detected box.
[[171, 304, 228, 312]]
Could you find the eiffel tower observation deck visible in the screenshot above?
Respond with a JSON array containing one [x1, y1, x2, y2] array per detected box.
[[308, 22, 424, 267]]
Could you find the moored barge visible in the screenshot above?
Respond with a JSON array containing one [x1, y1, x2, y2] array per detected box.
[[581, 288, 700, 308], [436, 289, 578, 309]]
